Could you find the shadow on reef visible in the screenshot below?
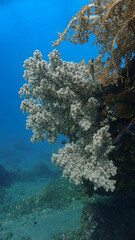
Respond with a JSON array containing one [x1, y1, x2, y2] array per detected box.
[[53, 194, 135, 240], [81, 196, 135, 240]]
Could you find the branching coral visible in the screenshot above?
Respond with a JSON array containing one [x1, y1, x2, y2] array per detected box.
[[52, 125, 116, 191], [19, 49, 116, 191], [52, 0, 135, 85]]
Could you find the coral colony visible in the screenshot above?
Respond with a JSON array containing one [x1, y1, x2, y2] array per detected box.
[[19, 0, 135, 194], [19, 49, 116, 192]]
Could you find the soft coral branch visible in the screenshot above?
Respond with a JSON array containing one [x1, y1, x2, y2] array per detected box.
[[52, 0, 135, 85]]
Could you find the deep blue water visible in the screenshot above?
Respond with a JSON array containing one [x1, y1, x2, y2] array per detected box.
[[0, 0, 98, 170]]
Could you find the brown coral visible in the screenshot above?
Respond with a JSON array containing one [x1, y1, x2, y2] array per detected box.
[[105, 91, 134, 119], [52, 0, 135, 85]]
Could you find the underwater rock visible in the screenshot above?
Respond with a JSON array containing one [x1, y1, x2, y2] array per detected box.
[[0, 164, 11, 187], [53, 195, 135, 240], [81, 195, 135, 240]]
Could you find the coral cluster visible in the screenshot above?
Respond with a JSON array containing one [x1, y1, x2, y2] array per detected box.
[[52, 125, 116, 191], [53, 0, 135, 84], [19, 49, 116, 191]]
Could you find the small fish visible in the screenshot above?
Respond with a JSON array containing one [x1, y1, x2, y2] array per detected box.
[[33, 221, 37, 226], [61, 140, 66, 145], [90, 57, 95, 82], [71, 125, 75, 131]]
